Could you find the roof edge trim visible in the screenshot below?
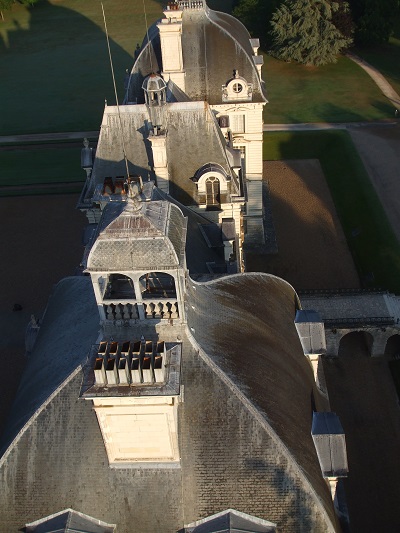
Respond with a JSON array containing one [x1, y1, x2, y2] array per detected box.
[[186, 508, 277, 528], [205, 8, 267, 103], [188, 271, 302, 309], [25, 507, 116, 529]]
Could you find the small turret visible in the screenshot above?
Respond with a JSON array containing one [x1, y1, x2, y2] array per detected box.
[[142, 73, 167, 106]]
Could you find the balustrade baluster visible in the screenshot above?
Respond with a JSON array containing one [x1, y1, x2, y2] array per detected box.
[[171, 302, 179, 318]]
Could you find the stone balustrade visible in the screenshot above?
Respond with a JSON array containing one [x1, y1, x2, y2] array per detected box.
[[103, 303, 139, 321], [102, 300, 179, 322], [143, 300, 179, 319]]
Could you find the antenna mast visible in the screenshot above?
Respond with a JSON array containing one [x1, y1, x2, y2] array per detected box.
[[101, 2, 130, 179], [142, 0, 154, 73]]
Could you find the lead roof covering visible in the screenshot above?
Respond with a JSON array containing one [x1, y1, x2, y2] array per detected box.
[[186, 273, 337, 527], [125, 6, 267, 105], [87, 200, 187, 272], [185, 509, 276, 532], [88, 102, 233, 206], [312, 412, 348, 478], [25, 508, 115, 533]]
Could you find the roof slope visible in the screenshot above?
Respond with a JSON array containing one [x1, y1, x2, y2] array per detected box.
[[126, 6, 267, 104], [0, 275, 337, 532], [87, 102, 232, 206], [87, 199, 186, 271], [0, 277, 99, 458], [186, 273, 338, 530]]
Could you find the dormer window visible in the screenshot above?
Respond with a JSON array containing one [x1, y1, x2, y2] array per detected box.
[[222, 70, 253, 102], [192, 163, 230, 208]]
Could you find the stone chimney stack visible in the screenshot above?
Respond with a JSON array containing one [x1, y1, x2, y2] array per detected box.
[[149, 126, 169, 193], [158, 8, 186, 93]]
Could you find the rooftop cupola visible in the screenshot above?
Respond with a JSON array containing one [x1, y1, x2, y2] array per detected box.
[[142, 73, 167, 106]]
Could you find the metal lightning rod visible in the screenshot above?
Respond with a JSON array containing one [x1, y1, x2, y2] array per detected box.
[[101, 2, 130, 179]]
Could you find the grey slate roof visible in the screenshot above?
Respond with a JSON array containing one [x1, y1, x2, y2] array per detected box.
[[87, 102, 233, 206], [125, 6, 267, 105], [0, 277, 99, 458], [87, 199, 187, 271], [0, 273, 339, 532], [186, 273, 338, 529], [157, 191, 226, 273]]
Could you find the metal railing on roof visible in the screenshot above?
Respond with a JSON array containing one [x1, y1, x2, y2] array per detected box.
[[324, 316, 395, 328], [299, 288, 387, 297], [166, 0, 205, 9]]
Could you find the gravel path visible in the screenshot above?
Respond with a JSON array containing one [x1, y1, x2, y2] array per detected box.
[[346, 52, 400, 109], [246, 159, 360, 290], [349, 124, 400, 245]]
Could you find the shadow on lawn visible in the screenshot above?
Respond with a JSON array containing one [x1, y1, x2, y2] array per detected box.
[[285, 100, 395, 124], [0, 1, 135, 134]]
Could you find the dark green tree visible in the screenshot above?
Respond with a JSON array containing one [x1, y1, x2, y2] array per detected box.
[[332, 0, 355, 39], [0, 0, 13, 20], [349, 0, 399, 45], [1, 0, 39, 21], [269, 0, 353, 66], [233, 0, 282, 47]]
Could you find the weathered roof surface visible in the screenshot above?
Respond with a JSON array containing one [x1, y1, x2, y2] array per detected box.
[[0, 274, 337, 532], [87, 102, 232, 206], [186, 273, 338, 530], [87, 199, 187, 271], [125, 24, 162, 104], [126, 7, 267, 104], [160, 193, 226, 273], [300, 292, 391, 320], [0, 277, 99, 459]]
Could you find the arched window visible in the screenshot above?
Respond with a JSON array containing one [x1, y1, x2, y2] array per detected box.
[[104, 274, 135, 300], [205, 176, 220, 207], [139, 272, 176, 299]]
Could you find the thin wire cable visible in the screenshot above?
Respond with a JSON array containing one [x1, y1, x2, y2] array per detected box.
[[101, 2, 130, 179], [142, 0, 154, 73]]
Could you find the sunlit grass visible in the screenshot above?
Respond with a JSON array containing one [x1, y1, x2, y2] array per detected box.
[[263, 54, 394, 123]]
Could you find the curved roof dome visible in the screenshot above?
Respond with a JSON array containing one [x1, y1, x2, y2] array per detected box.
[[87, 200, 187, 272], [142, 73, 167, 93]]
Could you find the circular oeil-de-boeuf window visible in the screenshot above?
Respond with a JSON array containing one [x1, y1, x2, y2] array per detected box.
[[232, 82, 243, 93]]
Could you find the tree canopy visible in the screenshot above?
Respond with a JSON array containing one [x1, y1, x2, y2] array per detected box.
[[1, 0, 39, 21], [269, 0, 353, 66], [349, 0, 399, 45], [232, 0, 282, 47]]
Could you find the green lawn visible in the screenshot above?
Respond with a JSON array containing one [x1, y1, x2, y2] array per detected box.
[[354, 35, 400, 100], [0, 0, 396, 135], [0, 146, 84, 189], [0, 0, 231, 136], [264, 130, 400, 293], [263, 54, 394, 123], [0, 0, 163, 135]]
